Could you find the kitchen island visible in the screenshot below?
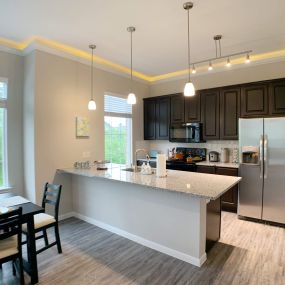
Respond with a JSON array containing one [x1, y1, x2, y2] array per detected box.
[[58, 166, 241, 266]]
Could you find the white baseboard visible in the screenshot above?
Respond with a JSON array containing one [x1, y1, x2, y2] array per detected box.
[[59, 211, 76, 221], [72, 212, 207, 267]]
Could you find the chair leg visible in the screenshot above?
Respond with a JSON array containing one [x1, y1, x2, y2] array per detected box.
[[19, 257, 25, 285], [43, 229, 49, 246], [12, 261, 16, 276], [54, 224, 62, 254]]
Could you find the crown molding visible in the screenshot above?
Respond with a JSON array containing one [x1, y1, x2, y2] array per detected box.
[[1, 36, 285, 84]]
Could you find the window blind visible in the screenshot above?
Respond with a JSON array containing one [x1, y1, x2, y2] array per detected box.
[[104, 94, 132, 117]]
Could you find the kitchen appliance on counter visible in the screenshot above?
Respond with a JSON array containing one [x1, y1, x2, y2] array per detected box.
[[239, 118, 285, 224], [166, 147, 206, 172], [169, 123, 204, 143], [220, 148, 229, 163], [209, 151, 219, 162]]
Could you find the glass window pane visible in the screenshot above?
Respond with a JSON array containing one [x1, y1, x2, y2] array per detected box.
[[0, 82, 7, 99], [0, 108, 6, 186]]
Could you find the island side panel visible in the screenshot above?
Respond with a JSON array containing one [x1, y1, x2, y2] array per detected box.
[[71, 174, 207, 266]]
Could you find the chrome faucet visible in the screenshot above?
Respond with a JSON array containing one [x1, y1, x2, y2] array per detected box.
[[134, 149, 149, 171]]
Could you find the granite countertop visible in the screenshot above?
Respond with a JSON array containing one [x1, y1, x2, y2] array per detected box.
[[58, 165, 241, 200], [196, 161, 239, 169]]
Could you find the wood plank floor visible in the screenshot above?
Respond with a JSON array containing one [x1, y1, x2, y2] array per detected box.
[[1, 212, 285, 285]]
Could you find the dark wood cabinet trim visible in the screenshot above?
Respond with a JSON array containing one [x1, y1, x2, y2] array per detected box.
[[220, 87, 240, 140], [201, 89, 220, 140]]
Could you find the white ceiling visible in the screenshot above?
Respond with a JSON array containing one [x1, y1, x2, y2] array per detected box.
[[1, 0, 285, 76]]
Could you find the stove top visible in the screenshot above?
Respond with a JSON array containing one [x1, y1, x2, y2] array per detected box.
[[166, 148, 206, 172]]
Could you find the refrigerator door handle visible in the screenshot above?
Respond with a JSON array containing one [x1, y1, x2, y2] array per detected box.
[[260, 135, 263, 179], [264, 134, 268, 179]]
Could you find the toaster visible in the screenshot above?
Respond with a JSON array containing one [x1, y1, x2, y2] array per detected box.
[[209, 151, 219, 162]]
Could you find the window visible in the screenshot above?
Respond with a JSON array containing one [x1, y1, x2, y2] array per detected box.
[[104, 94, 132, 165], [0, 79, 8, 188]]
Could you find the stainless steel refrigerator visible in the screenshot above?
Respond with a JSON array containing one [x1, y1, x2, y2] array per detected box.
[[238, 117, 285, 224]]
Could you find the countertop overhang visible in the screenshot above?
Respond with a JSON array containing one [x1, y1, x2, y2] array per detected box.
[[58, 166, 241, 200]]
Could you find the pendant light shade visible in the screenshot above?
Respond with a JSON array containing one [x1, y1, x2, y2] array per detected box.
[[127, 26, 136, 105], [127, 93, 136, 104], [183, 2, 195, 97], [88, 99, 96, 110], [184, 82, 195, 97], [88, 44, 96, 110]]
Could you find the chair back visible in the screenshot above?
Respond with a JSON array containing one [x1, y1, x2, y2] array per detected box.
[[42, 183, 62, 221], [0, 207, 22, 250]]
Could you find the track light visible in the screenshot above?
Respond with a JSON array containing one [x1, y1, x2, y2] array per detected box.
[[208, 62, 213, 71], [226, 57, 231, 67], [192, 64, 196, 74], [245, 54, 250, 63]]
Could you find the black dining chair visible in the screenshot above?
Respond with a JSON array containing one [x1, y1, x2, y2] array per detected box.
[[0, 207, 25, 285], [22, 183, 62, 255]]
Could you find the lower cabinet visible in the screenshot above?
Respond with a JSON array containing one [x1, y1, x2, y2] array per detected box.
[[196, 165, 238, 213]]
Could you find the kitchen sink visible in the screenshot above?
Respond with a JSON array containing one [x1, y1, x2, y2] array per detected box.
[[121, 167, 155, 174], [121, 167, 139, 172]]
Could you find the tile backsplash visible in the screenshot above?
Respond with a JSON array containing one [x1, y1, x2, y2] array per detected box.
[[136, 140, 239, 162]]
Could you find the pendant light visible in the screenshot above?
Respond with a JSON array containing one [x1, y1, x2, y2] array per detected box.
[[127, 26, 136, 105], [183, 2, 195, 97], [88, 44, 96, 110]]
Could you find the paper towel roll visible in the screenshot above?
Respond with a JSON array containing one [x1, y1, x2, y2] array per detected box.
[[156, 154, 167, 177]]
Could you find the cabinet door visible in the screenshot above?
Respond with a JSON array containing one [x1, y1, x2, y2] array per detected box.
[[156, 97, 170, 140], [170, 94, 185, 124], [196, 165, 215, 174], [215, 167, 238, 213], [220, 88, 240, 140], [143, 99, 156, 140], [241, 83, 268, 117], [269, 80, 285, 115], [185, 91, 201, 122], [201, 89, 220, 140]]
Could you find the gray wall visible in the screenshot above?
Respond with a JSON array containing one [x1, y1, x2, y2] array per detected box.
[[26, 50, 150, 214], [0, 51, 24, 194]]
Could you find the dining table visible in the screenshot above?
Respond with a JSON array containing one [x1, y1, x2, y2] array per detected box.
[[0, 192, 44, 284]]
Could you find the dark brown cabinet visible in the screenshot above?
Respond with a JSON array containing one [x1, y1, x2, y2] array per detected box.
[[144, 97, 170, 140], [170, 94, 185, 124], [201, 89, 220, 140], [144, 98, 156, 140], [215, 167, 238, 213], [196, 165, 215, 174], [155, 97, 170, 140], [241, 83, 268, 117], [185, 91, 201, 122], [196, 165, 238, 213], [143, 78, 285, 141], [220, 88, 240, 140], [269, 79, 285, 115]]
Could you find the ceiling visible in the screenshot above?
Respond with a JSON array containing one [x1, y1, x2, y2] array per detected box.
[[0, 0, 285, 77]]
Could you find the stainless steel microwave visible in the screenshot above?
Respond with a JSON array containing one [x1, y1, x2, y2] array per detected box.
[[169, 123, 204, 143]]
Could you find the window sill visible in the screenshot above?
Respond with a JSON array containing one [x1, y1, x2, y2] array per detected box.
[[0, 186, 14, 192]]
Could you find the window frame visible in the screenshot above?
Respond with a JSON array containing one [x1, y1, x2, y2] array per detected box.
[[0, 77, 8, 189], [104, 92, 133, 165]]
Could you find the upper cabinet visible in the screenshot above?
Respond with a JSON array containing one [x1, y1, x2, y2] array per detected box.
[[155, 96, 170, 140], [201, 89, 220, 140], [170, 94, 185, 124], [144, 96, 170, 140], [269, 79, 285, 115], [143, 78, 285, 141], [220, 87, 240, 140], [185, 91, 201, 122], [241, 83, 268, 117], [144, 98, 156, 140]]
